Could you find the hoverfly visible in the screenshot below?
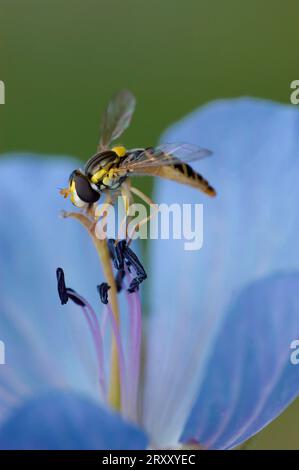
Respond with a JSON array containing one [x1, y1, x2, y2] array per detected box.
[[61, 90, 216, 203], [60, 90, 216, 237]]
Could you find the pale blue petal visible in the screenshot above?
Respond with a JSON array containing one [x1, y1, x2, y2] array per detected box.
[[181, 273, 299, 449], [143, 99, 299, 445], [0, 154, 105, 424], [0, 390, 147, 449]]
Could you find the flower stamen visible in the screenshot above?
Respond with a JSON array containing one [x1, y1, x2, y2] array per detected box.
[[56, 267, 85, 307], [97, 282, 111, 305], [107, 238, 147, 293], [56, 267, 107, 399], [115, 269, 126, 292]]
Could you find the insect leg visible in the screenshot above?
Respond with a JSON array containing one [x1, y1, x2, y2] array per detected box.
[[90, 192, 117, 235], [127, 186, 158, 246], [116, 181, 134, 242]]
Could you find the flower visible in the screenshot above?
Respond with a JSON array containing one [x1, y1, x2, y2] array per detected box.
[[0, 98, 299, 449], [0, 155, 146, 449], [145, 97, 299, 448]]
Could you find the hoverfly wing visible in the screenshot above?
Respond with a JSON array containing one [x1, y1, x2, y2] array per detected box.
[[118, 142, 212, 171], [118, 143, 216, 197], [98, 90, 136, 151]]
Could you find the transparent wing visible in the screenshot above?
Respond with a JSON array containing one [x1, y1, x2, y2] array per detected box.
[[119, 143, 212, 171], [98, 90, 136, 150]]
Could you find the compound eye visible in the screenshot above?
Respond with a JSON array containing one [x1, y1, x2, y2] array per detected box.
[[73, 173, 100, 204]]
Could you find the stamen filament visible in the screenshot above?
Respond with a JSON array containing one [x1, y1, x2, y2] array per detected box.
[[105, 303, 128, 413], [75, 295, 107, 399], [125, 271, 142, 422], [56, 269, 107, 399]]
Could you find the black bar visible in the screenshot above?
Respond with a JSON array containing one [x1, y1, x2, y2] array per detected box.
[[0, 450, 298, 466]]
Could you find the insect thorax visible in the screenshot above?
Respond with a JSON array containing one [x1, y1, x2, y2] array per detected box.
[[85, 149, 127, 191]]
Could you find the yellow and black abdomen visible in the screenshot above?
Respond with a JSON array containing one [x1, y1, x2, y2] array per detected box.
[[152, 162, 216, 197]]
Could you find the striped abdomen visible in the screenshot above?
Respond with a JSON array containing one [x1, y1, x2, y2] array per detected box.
[[155, 162, 216, 197]]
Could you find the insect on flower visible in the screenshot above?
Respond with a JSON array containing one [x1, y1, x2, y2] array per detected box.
[[58, 90, 217, 414], [60, 90, 216, 240], [1, 99, 299, 450]]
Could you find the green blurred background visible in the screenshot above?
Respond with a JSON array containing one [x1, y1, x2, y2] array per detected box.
[[1, 0, 299, 449]]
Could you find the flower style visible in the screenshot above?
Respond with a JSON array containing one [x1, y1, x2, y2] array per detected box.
[[0, 98, 299, 449]]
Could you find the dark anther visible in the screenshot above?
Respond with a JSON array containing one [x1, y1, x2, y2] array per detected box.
[[66, 288, 86, 307], [56, 267, 86, 307], [107, 239, 147, 294], [123, 245, 146, 278], [123, 245, 147, 293], [56, 267, 69, 305], [127, 277, 141, 293], [121, 244, 147, 293], [97, 282, 111, 304], [108, 238, 125, 270], [115, 270, 126, 293], [127, 272, 147, 293]]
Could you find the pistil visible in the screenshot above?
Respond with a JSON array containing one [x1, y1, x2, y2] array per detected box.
[[61, 210, 122, 411]]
